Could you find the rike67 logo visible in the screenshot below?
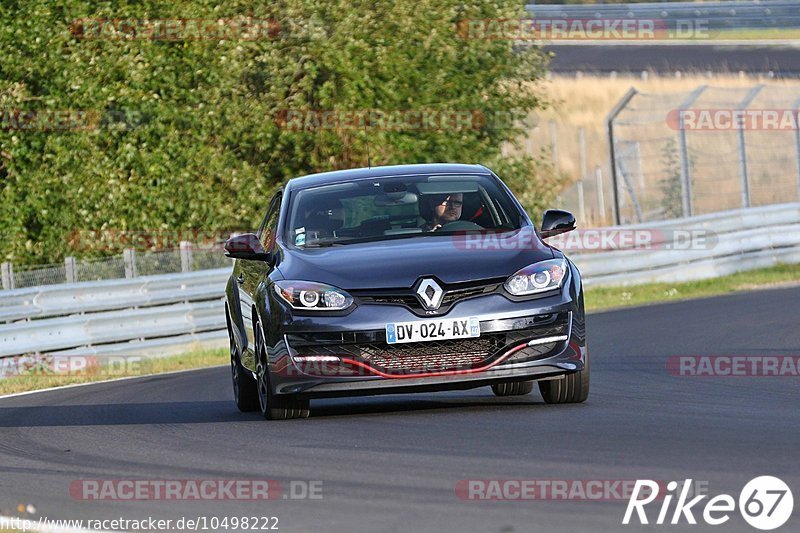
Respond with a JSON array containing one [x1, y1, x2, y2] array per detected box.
[[624, 477, 793, 530]]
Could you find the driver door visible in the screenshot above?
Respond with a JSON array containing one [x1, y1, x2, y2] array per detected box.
[[238, 191, 281, 357]]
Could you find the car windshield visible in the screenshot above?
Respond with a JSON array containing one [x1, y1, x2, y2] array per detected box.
[[286, 174, 523, 247]]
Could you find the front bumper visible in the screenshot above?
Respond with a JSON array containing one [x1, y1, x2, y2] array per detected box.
[[265, 289, 586, 398]]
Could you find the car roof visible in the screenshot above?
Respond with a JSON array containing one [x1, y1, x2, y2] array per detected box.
[[285, 163, 491, 191]]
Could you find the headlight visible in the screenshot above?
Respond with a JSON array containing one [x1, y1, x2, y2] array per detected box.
[[274, 281, 354, 311], [504, 258, 567, 296]]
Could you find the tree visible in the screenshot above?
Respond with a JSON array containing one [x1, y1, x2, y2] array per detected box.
[[0, 0, 552, 265]]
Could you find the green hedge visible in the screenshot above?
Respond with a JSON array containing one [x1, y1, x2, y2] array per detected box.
[[0, 0, 555, 265]]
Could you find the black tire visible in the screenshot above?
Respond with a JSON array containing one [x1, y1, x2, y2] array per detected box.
[[539, 353, 590, 404], [491, 380, 534, 396], [254, 319, 310, 420], [229, 319, 259, 412]]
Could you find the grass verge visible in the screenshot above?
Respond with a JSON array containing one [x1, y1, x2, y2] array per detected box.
[[1, 263, 798, 396], [0, 348, 227, 397], [584, 263, 800, 312], [710, 28, 800, 41]]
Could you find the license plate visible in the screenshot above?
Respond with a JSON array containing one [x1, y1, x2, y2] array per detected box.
[[385, 317, 480, 344]]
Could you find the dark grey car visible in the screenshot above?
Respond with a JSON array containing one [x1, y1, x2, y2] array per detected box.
[[224, 163, 588, 419]]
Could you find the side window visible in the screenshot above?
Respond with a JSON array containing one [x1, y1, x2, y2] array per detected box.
[[258, 193, 282, 250]]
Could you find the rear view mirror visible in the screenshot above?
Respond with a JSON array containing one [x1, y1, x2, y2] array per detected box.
[[374, 192, 418, 206], [224, 233, 273, 262], [374, 182, 418, 206], [540, 210, 576, 239]]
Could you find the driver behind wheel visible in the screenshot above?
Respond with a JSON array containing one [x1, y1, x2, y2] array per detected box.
[[301, 198, 345, 242], [419, 193, 463, 232]]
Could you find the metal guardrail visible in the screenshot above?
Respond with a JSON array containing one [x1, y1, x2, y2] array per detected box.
[[525, 1, 800, 31], [51, 331, 227, 357], [1, 203, 798, 358], [574, 203, 800, 285], [0, 268, 228, 323], [0, 269, 230, 358], [1, 300, 222, 355]]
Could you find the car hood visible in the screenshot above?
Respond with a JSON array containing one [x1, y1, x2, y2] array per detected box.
[[276, 228, 554, 289]]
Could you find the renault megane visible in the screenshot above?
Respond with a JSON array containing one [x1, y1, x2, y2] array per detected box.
[[224, 163, 588, 419]]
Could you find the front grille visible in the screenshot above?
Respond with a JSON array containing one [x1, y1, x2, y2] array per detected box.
[[359, 335, 505, 372], [288, 312, 571, 375], [440, 284, 498, 306], [295, 334, 506, 373], [351, 278, 503, 315], [361, 295, 417, 306]]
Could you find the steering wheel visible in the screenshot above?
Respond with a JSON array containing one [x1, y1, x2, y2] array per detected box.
[[435, 220, 484, 232]]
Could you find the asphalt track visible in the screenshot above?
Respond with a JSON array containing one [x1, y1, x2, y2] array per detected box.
[[547, 44, 800, 76], [0, 287, 798, 532]]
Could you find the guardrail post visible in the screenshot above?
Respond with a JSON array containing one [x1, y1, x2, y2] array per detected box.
[[606, 87, 638, 225], [736, 85, 764, 208], [180, 241, 193, 273], [1, 262, 13, 290], [677, 85, 707, 218], [595, 166, 606, 223], [123, 248, 137, 278], [525, 136, 534, 156], [677, 119, 692, 217], [616, 143, 644, 223], [65, 256, 77, 283], [549, 120, 560, 174], [576, 180, 586, 225]]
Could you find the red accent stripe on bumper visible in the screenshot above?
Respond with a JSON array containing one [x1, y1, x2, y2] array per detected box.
[[338, 343, 529, 379]]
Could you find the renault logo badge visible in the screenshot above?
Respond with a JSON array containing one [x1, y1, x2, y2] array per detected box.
[[416, 279, 444, 310]]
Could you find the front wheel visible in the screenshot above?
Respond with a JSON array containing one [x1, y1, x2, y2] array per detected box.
[[491, 380, 533, 396], [229, 323, 259, 412], [254, 319, 310, 420], [539, 353, 590, 404]]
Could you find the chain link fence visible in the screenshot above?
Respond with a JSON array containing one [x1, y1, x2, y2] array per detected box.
[[553, 160, 614, 228], [546, 84, 800, 227], [1, 244, 230, 291], [509, 120, 616, 228], [75, 255, 127, 282], [608, 84, 800, 225], [11, 263, 70, 289]]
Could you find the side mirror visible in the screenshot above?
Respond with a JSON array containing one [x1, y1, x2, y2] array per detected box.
[[225, 233, 273, 262], [540, 209, 576, 239]]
